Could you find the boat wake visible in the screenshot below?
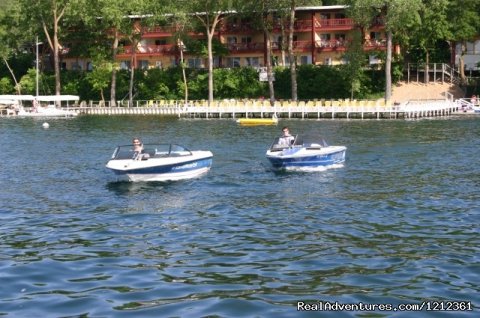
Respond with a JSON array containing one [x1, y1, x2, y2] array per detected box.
[[282, 163, 345, 172]]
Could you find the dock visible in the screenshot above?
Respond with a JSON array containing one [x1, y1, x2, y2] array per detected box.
[[1, 98, 468, 119], [76, 98, 461, 119]]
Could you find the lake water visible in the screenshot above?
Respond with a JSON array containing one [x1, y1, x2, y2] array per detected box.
[[0, 115, 479, 317]]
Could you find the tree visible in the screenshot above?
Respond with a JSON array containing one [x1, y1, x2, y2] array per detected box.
[[342, 30, 367, 99], [407, 0, 450, 83], [86, 51, 113, 103], [0, 2, 29, 94], [179, 0, 241, 105], [345, 0, 422, 102], [447, 0, 480, 84], [17, 0, 80, 102]]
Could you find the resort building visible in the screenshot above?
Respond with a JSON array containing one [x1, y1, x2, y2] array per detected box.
[[61, 5, 388, 71]]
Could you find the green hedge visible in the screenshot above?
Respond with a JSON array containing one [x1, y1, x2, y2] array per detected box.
[[1, 64, 388, 101]]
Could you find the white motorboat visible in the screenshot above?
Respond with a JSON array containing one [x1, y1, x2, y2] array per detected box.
[[0, 95, 79, 117], [266, 135, 346, 170], [106, 143, 213, 182], [17, 103, 78, 118]]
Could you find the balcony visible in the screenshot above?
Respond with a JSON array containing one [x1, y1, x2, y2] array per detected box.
[[270, 40, 313, 52], [227, 42, 265, 53], [273, 19, 313, 32], [116, 44, 176, 57], [315, 39, 348, 52], [142, 25, 177, 38], [221, 22, 255, 34], [363, 39, 387, 51], [315, 18, 355, 31]]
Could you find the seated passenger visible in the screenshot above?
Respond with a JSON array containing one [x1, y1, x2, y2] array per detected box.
[[277, 126, 295, 146], [132, 137, 149, 160], [132, 138, 144, 153]]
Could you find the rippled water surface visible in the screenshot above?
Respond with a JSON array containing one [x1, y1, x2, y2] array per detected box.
[[1, 115, 479, 317]]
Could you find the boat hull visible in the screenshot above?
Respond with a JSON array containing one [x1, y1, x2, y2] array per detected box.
[[266, 146, 346, 170], [237, 118, 278, 126], [106, 151, 213, 182], [17, 107, 78, 118]]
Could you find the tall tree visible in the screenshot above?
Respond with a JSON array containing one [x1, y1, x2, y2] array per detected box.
[[447, 0, 480, 84], [17, 0, 79, 100], [244, 0, 279, 106], [0, 5, 23, 94], [179, 0, 240, 105], [345, 0, 422, 102]]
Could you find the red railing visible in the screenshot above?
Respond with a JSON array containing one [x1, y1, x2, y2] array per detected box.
[[315, 39, 347, 49], [119, 44, 176, 55], [316, 18, 355, 30], [227, 42, 265, 52], [220, 23, 254, 33], [143, 25, 177, 35]]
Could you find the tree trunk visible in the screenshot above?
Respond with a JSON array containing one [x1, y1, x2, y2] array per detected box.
[[280, 24, 286, 66], [459, 41, 467, 84], [289, 1, 297, 101], [179, 42, 188, 103], [110, 31, 119, 107], [385, 29, 392, 102], [129, 46, 135, 107], [207, 30, 214, 105], [53, 12, 61, 105], [425, 50, 429, 84], [265, 29, 275, 106], [2, 57, 21, 94]]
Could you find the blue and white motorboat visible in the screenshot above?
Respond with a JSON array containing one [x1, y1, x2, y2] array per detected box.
[[265, 135, 346, 170], [106, 143, 213, 182]]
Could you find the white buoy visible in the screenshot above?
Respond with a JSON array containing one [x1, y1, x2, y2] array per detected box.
[[42, 122, 49, 129]]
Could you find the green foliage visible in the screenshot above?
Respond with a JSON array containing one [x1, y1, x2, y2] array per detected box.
[[0, 76, 13, 93]]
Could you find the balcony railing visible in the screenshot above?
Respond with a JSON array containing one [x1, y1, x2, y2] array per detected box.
[[221, 23, 254, 33], [227, 42, 265, 52], [316, 39, 347, 49], [143, 25, 177, 36], [119, 44, 176, 55], [116, 39, 386, 57], [316, 18, 355, 30]]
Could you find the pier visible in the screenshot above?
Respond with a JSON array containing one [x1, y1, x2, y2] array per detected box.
[[1, 97, 467, 119], [75, 98, 461, 119]]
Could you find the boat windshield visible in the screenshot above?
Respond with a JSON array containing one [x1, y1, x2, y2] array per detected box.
[[111, 143, 192, 160], [269, 135, 328, 151]]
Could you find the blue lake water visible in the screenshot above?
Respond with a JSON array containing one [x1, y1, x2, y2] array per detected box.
[[0, 115, 479, 317]]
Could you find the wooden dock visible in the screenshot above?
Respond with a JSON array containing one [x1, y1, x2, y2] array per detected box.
[[2, 98, 463, 119], [76, 99, 461, 119]]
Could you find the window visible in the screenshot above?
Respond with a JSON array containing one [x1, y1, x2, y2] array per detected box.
[[324, 57, 332, 65], [155, 39, 167, 45], [245, 57, 259, 67], [227, 36, 237, 44], [138, 60, 149, 69], [120, 61, 131, 70], [369, 55, 380, 65], [71, 62, 82, 70], [226, 57, 241, 68], [188, 58, 202, 68], [300, 56, 311, 65], [241, 37, 252, 44]]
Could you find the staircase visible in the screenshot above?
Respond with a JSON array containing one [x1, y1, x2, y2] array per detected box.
[[406, 63, 462, 86]]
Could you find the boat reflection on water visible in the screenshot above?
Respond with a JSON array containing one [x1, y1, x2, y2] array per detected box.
[[265, 135, 346, 171]]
